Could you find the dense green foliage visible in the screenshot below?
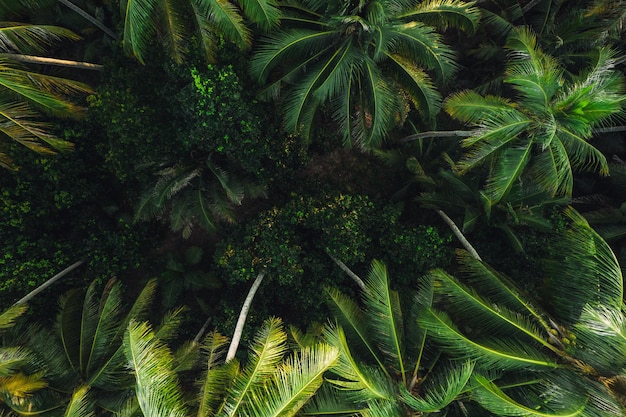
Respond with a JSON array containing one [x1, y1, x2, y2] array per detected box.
[[2, 0, 626, 414]]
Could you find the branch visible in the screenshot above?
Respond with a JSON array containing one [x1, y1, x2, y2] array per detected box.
[[193, 317, 213, 344], [13, 259, 85, 306], [327, 252, 366, 291], [435, 210, 482, 261], [4, 54, 103, 70], [401, 130, 472, 143], [226, 270, 266, 362], [593, 126, 626, 134], [58, 0, 119, 40]]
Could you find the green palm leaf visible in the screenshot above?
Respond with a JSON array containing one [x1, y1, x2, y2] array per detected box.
[[323, 324, 394, 401], [244, 344, 339, 417], [122, 0, 161, 63], [300, 385, 366, 416], [389, 23, 456, 80], [384, 52, 441, 121], [236, 0, 281, 31], [471, 375, 587, 417], [362, 260, 406, 384], [486, 142, 533, 202], [444, 90, 515, 124], [454, 251, 552, 332], [417, 309, 558, 370], [64, 386, 94, 417], [326, 288, 387, 376], [196, 332, 230, 417], [124, 320, 187, 417], [399, 360, 473, 412], [195, 0, 251, 50], [357, 58, 397, 148], [573, 305, 626, 373], [0, 23, 79, 54], [160, 0, 192, 63], [429, 269, 553, 351], [219, 317, 287, 417], [398, 0, 481, 33], [0, 304, 27, 331]]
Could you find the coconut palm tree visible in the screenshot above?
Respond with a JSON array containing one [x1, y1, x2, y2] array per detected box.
[[0, 21, 92, 169], [120, 316, 339, 417], [18, 279, 163, 415], [250, 0, 481, 148], [445, 27, 625, 204], [313, 260, 475, 416], [120, 0, 281, 63], [134, 157, 266, 237], [419, 208, 626, 415]]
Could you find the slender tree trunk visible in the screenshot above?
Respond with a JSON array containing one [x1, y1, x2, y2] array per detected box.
[[327, 252, 366, 291], [4, 54, 103, 70], [401, 130, 472, 143], [226, 271, 266, 362], [193, 317, 213, 344], [58, 0, 119, 40], [13, 259, 85, 306], [435, 210, 482, 261]]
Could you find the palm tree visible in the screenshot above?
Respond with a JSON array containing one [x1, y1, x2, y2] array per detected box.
[[134, 157, 266, 237], [121, 316, 339, 417], [445, 27, 625, 204], [119, 0, 281, 63], [313, 260, 475, 416], [250, 0, 480, 148], [18, 279, 163, 415], [0, 21, 92, 169], [419, 208, 626, 415]]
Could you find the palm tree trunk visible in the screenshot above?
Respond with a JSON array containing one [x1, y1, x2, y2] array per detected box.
[[13, 259, 85, 306], [401, 130, 471, 143], [436, 210, 482, 261], [4, 54, 103, 70], [326, 253, 366, 291], [58, 0, 119, 40], [226, 270, 266, 362]]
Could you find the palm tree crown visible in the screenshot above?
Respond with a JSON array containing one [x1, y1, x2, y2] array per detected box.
[[251, 0, 480, 148], [445, 27, 625, 204]]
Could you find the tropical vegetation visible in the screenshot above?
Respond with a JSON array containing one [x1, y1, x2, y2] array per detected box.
[[1, 0, 626, 415]]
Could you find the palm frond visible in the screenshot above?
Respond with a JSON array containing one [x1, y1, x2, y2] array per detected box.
[[124, 320, 187, 417], [220, 317, 287, 417], [196, 0, 250, 49], [196, 332, 230, 417], [384, 52, 441, 121], [122, 0, 161, 63], [529, 140, 573, 197], [64, 386, 94, 417], [417, 309, 558, 370], [0, 304, 27, 331], [362, 261, 406, 384], [300, 384, 366, 416], [250, 29, 335, 84], [542, 208, 623, 324], [0, 371, 46, 399], [573, 305, 626, 373], [160, 0, 192, 63], [0, 347, 32, 377], [444, 90, 514, 124], [429, 269, 553, 350], [326, 288, 387, 376], [399, 360, 473, 412], [0, 23, 79, 54], [244, 344, 339, 417], [471, 375, 587, 417], [455, 251, 552, 332], [398, 0, 481, 34], [237, 0, 281, 31], [486, 142, 533, 203], [322, 323, 395, 401], [389, 23, 456, 80]]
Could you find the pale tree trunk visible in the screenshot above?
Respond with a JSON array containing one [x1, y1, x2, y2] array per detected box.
[[13, 259, 85, 306], [58, 0, 119, 40], [4, 54, 103, 70], [226, 271, 266, 362], [327, 252, 366, 291], [436, 209, 482, 261]]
